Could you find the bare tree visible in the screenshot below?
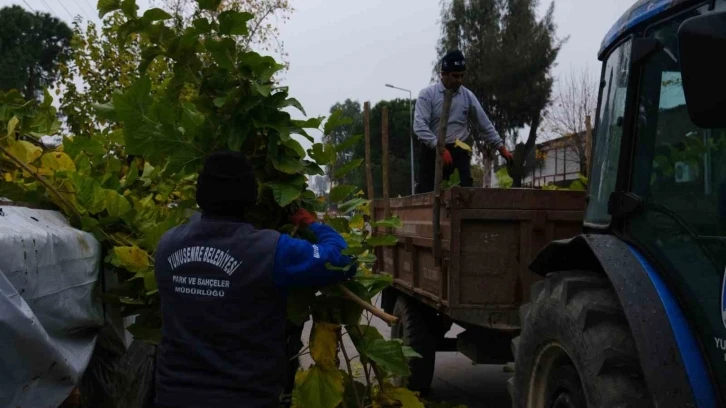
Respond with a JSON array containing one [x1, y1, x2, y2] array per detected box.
[[542, 67, 598, 175]]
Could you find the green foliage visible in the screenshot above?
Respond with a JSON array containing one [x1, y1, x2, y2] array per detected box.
[[0, 6, 72, 100], [495, 167, 513, 188], [0, 2, 423, 406], [441, 169, 460, 190]]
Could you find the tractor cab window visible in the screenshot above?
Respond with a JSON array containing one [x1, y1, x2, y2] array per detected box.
[[585, 39, 632, 226], [627, 6, 726, 290]]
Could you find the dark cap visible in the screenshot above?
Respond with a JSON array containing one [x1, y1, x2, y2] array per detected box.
[[441, 50, 466, 73], [196, 150, 257, 216]]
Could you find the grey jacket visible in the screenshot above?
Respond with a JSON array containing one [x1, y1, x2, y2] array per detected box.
[[414, 82, 503, 150]]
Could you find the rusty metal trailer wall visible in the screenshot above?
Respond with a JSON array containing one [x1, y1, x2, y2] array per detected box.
[[373, 187, 585, 330]]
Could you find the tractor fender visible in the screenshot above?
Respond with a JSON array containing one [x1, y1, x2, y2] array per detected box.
[[530, 233, 697, 407]]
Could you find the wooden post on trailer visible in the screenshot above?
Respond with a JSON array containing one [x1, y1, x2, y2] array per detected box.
[[382, 107, 391, 222], [364, 102, 375, 202], [432, 89, 454, 267]]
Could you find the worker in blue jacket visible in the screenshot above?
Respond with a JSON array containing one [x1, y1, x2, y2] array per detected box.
[[153, 150, 355, 408]]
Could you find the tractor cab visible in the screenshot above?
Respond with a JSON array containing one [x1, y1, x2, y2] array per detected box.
[[587, 0, 726, 403]]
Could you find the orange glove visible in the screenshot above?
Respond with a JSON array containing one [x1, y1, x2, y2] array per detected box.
[[291, 208, 317, 228], [498, 146, 514, 163], [442, 149, 453, 167]]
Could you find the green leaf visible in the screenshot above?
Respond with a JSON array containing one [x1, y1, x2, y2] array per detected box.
[[336, 133, 363, 152], [361, 339, 410, 376], [333, 158, 363, 179], [323, 109, 353, 136], [141, 8, 172, 23], [97, 0, 121, 18], [266, 181, 302, 207], [341, 246, 366, 256], [385, 387, 425, 408], [366, 235, 398, 247], [442, 168, 460, 190], [6, 140, 42, 165], [205, 38, 236, 70], [309, 143, 335, 166], [293, 366, 344, 408], [282, 138, 306, 158], [329, 185, 356, 203], [338, 197, 368, 214], [105, 190, 132, 217], [281, 98, 306, 116], [357, 274, 392, 296], [401, 346, 422, 359], [372, 216, 402, 228], [120, 0, 137, 17], [218, 11, 253, 36], [292, 117, 323, 130], [6, 115, 19, 137], [197, 0, 222, 10], [495, 167, 513, 189], [192, 18, 212, 33], [113, 246, 149, 273], [326, 217, 349, 233]]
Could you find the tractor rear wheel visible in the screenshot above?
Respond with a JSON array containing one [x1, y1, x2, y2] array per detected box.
[[510, 271, 652, 408]]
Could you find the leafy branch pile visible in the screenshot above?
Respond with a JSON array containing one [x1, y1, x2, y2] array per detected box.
[[0, 0, 426, 406]]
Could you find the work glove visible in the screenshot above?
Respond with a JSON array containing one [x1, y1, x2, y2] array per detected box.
[[290, 208, 317, 228], [498, 146, 514, 163], [442, 148, 454, 167]]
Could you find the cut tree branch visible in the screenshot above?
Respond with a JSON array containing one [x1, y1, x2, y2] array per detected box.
[[337, 284, 397, 325]]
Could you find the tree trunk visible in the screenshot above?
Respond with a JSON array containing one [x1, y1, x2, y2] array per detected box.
[[24, 66, 35, 101], [482, 150, 494, 188], [509, 114, 541, 188]]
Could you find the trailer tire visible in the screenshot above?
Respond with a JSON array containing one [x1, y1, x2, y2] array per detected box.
[[510, 271, 652, 408], [390, 295, 438, 393]]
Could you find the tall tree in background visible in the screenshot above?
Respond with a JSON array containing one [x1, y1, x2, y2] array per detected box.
[[0, 6, 72, 100], [437, 0, 564, 186], [542, 67, 597, 175], [328, 99, 414, 198], [326, 99, 363, 185]]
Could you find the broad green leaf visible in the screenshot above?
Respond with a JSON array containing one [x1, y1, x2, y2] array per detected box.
[[192, 18, 212, 33], [341, 246, 366, 256], [124, 164, 139, 187], [303, 160, 325, 176], [271, 154, 304, 174], [349, 324, 384, 351], [105, 190, 132, 217], [349, 214, 364, 230], [120, 0, 136, 17], [197, 0, 222, 10], [293, 366, 344, 408], [323, 109, 353, 136], [143, 270, 157, 292], [309, 143, 335, 166], [338, 197, 368, 214], [366, 235, 398, 247], [292, 117, 323, 130], [328, 185, 356, 203], [63, 137, 106, 159], [327, 217, 349, 233], [218, 11, 253, 36], [39, 152, 76, 175], [333, 158, 363, 179], [205, 38, 236, 70], [361, 339, 410, 376], [6, 140, 42, 165], [281, 98, 306, 116], [402, 346, 422, 359], [141, 8, 171, 23], [454, 139, 472, 152], [282, 138, 306, 158], [72, 175, 106, 214], [372, 216, 402, 228], [442, 168, 460, 190], [310, 322, 339, 369], [358, 252, 376, 264], [7, 116, 19, 137], [336, 133, 363, 152], [385, 387, 425, 408], [97, 0, 121, 18], [266, 181, 302, 207], [357, 274, 392, 296], [113, 246, 149, 272], [495, 167, 513, 189], [254, 82, 272, 97]]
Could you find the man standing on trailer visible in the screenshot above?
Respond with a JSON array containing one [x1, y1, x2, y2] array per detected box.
[[413, 50, 513, 193]]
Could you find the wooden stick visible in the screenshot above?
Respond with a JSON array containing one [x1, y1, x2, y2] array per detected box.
[[337, 284, 397, 325], [363, 102, 375, 201], [381, 107, 390, 222], [432, 89, 454, 266]]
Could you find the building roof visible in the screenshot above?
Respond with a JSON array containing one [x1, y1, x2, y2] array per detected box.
[[599, 0, 700, 58]]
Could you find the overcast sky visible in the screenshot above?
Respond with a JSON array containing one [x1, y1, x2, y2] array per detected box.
[[6, 0, 637, 145]]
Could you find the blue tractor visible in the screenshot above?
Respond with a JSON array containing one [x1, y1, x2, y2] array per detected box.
[[511, 0, 726, 406]]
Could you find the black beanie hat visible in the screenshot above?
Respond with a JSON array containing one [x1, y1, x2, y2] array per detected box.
[[441, 50, 466, 73], [196, 150, 257, 216]]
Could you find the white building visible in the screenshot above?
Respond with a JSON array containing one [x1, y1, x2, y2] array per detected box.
[[523, 134, 585, 188]]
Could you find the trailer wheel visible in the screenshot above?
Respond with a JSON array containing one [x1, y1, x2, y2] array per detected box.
[[510, 271, 652, 408], [390, 295, 438, 392]]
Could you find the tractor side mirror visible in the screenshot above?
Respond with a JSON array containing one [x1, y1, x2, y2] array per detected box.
[[678, 11, 726, 128]]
